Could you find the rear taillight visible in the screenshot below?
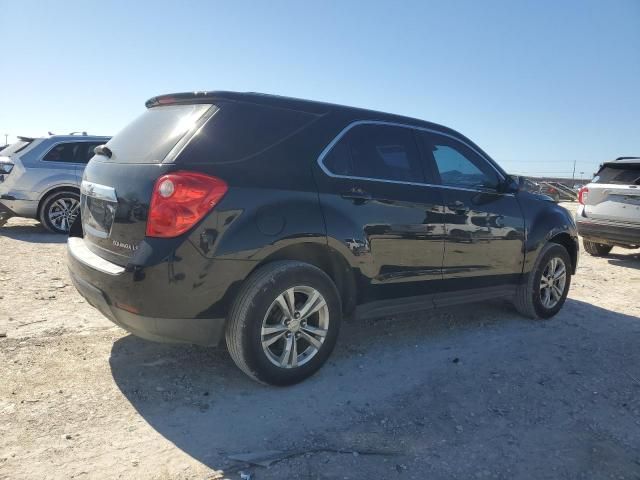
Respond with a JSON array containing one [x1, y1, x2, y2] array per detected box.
[[578, 186, 589, 205], [146, 171, 227, 238], [0, 161, 14, 174]]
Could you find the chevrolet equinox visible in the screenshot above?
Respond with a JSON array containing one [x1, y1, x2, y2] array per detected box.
[[67, 91, 579, 385]]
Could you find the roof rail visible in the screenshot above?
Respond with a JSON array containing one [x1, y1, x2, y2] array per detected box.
[[69, 131, 88, 136], [615, 156, 640, 161]]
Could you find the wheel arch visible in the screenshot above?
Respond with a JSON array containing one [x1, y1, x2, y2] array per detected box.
[[523, 202, 579, 274], [37, 185, 80, 218], [250, 242, 358, 315], [548, 232, 578, 274]]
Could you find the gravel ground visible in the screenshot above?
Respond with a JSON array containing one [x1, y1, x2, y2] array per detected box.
[[1, 205, 640, 480]]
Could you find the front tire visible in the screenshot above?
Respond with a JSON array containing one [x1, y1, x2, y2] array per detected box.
[[39, 190, 80, 234], [514, 243, 572, 319], [583, 240, 612, 257], [225, 261, 342, 386]]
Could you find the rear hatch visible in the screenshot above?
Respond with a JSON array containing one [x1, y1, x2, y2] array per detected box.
[[584, 161, 640, 225], [81, 103, 215, 265], [0, 137, 38, 188]]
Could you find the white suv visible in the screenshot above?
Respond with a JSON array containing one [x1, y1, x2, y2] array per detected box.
[[576, 157, 640, 256]]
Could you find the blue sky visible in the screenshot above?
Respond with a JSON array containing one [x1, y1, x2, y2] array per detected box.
[[1, 0, 638, 179]]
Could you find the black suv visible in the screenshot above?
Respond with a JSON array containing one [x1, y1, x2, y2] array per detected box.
[[68, 92, 579, 385]]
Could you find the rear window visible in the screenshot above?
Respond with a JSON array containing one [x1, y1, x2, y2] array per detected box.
[[103, 104, 213, 164], [593, 164, 640, 185], [0, 139, 34, 157]]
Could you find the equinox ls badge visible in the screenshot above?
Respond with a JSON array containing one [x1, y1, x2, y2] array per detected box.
[[112, 240, 139, 251]]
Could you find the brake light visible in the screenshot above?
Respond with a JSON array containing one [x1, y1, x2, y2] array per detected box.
[[146, 171, 227, 238], [578, 186, 589, 205]]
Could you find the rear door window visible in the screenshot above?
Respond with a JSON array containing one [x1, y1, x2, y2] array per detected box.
[[323, 124, 425, 183], [593, 164, 640, 185], [104, 104, 214, 164], [43, 143, 82, 163]]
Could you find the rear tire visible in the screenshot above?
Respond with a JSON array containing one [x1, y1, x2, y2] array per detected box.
[[225, 261, 342, 386], [583, 240, 612, 257], [514, 243, 572, 319], [39, 190, 80, 234]]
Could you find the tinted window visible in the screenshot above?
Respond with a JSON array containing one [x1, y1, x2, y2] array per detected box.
[[323, 124, 425, 183], [593, 164, 640, 185], [422, 133, 499, 189], [76, 142, 105, 164], [43, 142, 81, 163], [183, 101, 317, 164], [104, 104, 213, 164]]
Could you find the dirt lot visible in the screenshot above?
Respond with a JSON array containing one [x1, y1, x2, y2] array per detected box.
[[1, 205, 640, 480]]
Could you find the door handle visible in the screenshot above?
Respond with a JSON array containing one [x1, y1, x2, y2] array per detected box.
[[447, 201, 469, 214], [341, 188, 372, 204]]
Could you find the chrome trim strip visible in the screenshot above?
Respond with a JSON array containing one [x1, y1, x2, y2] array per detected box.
[[316, 120, 513, 196], [80, 180, 117, 202], [68, 237, 125, 275]]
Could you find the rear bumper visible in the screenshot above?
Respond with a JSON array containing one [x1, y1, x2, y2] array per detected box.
[[576, 219, 640, 246], [67, 237, 227, 346]]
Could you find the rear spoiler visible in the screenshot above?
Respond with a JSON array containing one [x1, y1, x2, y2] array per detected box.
[[17, 136, 35, 142], [602, 157, 640, 167], [145, 92, 219, 108], [144, 91, 333, 116]]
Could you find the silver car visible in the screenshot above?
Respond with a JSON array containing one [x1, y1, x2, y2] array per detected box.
[[576, 157, 640, 256], [0, 134, 111, 233]]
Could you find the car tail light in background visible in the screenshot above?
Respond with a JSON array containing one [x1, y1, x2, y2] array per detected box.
[[0, 161, 14, 174], [578, 186, 589, 205], [146, 171, 227, 238]]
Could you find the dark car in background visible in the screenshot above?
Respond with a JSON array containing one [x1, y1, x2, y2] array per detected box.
[[67, 91, 579, 385]]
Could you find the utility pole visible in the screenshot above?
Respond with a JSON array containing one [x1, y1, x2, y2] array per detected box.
[[572, 159, 576, 182], [3, 134, 7, 146]]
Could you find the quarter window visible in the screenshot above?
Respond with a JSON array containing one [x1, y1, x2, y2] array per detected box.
[[323, 124, 425, 183], [76, 143, 104, 164], [422, 133, 500, 190]]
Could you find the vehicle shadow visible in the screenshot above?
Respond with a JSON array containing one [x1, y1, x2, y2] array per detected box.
[[108, 298, 640, 474], [0, 222, 66, 244], [607, 252, 640, 270]]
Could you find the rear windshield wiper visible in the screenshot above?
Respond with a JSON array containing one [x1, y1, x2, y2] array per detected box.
[[94, 144, 112, 158]]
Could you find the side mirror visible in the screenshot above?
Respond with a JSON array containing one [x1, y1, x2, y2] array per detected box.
[[500, 175, 522, 193]]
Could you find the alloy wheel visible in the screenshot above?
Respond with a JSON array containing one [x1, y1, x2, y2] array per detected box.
[[539, 257, 567, 309], [261, 286, 329, 368], [48, 197, 80, 232]]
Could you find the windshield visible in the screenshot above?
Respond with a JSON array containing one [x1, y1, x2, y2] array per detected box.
[[103, 104, 214, 164]]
